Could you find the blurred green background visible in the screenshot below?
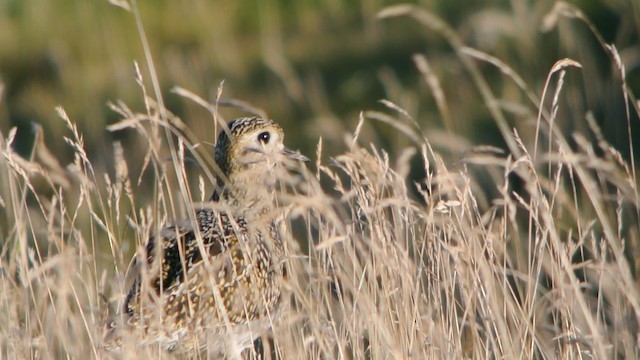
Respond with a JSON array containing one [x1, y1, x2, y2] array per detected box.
[[0, 0, 638, 189]]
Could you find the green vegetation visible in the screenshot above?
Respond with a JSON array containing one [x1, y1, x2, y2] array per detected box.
[[1, 0, 640, 358]]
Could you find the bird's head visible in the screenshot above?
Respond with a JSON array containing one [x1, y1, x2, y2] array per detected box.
[[213, 117, 307, 202]]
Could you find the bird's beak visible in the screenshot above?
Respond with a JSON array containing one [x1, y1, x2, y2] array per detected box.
[[281, 147, 309, 162]]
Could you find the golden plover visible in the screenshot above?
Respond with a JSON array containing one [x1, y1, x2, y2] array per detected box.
[[118, 117, 307, 356]]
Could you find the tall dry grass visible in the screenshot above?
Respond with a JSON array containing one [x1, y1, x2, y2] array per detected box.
[[1, 2, 640, 359]]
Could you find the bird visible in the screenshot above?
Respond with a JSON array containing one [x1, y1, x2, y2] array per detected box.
[[110, 116, 308, 357]]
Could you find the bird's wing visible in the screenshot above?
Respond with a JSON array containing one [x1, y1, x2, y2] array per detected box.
[[124, 209, 247, 315]]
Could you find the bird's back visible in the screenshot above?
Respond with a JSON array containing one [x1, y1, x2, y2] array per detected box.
[[121, 207, 285, 354]]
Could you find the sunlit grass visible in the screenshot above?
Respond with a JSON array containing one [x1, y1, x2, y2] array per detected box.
[[1, 1, 640, 359]]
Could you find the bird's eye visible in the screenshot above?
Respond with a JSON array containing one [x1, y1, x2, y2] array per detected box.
[[258, 131, 270, 144]]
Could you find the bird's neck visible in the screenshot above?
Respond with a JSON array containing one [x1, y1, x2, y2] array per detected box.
[[211, 177, 287, 260], [210, 179, 279, 220]]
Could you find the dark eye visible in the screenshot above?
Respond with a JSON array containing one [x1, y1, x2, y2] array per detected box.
[[258, 131, 270, 144]]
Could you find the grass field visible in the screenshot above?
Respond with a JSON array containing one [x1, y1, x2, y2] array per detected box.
[[1, 1, 640, 359]]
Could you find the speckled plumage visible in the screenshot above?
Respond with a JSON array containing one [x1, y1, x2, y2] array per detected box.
[[117, 117, 306, 356]]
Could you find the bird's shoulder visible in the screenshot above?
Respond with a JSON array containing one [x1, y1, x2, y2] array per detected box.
[[142, 208, 248, 292]]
